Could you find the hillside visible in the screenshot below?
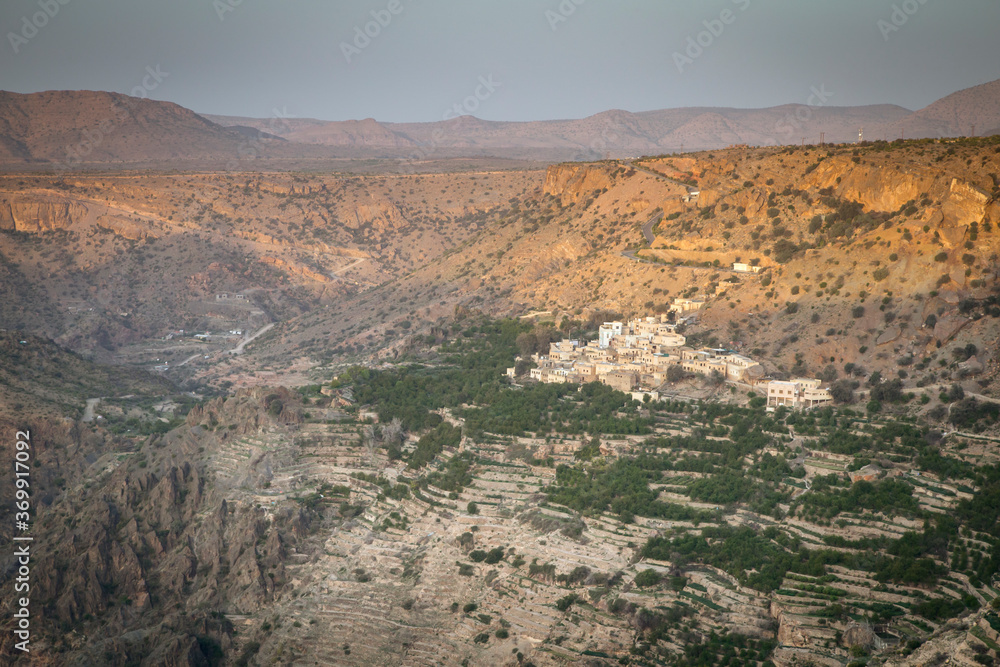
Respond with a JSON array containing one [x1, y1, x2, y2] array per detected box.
[[0, 331, 174, 422], [0, 90, 266, 166], [0, 168, 543, 361], [240, 136, 1000, 409], [1, 135, 999, 404], [3, 317, 1000, 665], [909, 78, 1000, 138], [2, 134, 1000, 666]]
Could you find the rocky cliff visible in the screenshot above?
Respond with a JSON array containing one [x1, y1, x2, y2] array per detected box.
[[543, 163, 615, 205], [0, 195, 87, 232], [0, 384, 316, 665]]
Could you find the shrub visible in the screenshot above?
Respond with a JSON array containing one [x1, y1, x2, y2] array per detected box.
[[484, 547, 506, 565], [555, 594, 578, 612], [830, 380, 855, 404], [872, 267, 890, 281], [852, 306, 865, 318], [772, 239, 800, 263], [634, 569, 662, 588], [934, 252, 948, 262]]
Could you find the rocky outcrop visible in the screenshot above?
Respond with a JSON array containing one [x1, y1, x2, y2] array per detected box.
[[186, 386, 303, 435], [807, 158, 939, 213], [771, 601, 811, 648], [942, 178, 993, 226], [97, 214, 157, 240], [0, 396, 310, 664], [543, 163, 614, 206], [257, 181, 320, 196], [232, 228, 367, 259], [0, 194, 87, 232], [350, 201, 406, 230]]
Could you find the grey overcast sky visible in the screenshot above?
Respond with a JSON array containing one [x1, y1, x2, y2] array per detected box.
[[2, 0, 998, 123]]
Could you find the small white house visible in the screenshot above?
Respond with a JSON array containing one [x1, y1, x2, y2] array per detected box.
[[733, 263, 763, 274]]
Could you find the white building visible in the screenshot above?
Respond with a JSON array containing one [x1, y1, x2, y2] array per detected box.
[[598, 322, 623, 349], [670, 298, 706, 315], [767, 379, 833, 409], [733, 263, 763, 274]]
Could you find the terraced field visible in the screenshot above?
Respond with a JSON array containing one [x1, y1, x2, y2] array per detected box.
[[198, 409, 999, 666], [193, 321, 1000, 666]]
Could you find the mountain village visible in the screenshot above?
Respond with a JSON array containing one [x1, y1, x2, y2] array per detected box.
[[513, 301, 835, 410]]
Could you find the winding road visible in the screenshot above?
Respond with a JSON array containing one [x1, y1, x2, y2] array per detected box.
[[177, 352, 203, 367], [330, 256, 367, 278], [229, 322, 276, 355], [641, 211, 662, 244], [82, 398, 100, 422]]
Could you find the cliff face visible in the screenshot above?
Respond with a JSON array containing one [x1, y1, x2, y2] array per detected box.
[[942, 178, 998, 226], [96, 214, 157, 240], [544, 163, 614, 205], [0, 388, 313, 665], [0, 195, 87, 232], [806, 158, 939, 213]]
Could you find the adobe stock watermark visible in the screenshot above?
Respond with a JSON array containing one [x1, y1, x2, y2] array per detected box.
[[545, 0, 586, 32], [398, 75, 502, 171], [52, 66, 169, 172], [225, 106, 293, 171], [341, 0, 411, 64], [213, 0, 246, 22], [877, 0, 931, 41], [673, 0, 751, 74], [7, 0, 73, 55], [767, 85, 834, 145]]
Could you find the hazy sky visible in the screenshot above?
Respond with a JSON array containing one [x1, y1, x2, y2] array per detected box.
[[2, 0, 998, 123]]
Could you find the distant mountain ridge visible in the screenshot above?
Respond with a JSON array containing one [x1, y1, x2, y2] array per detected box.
[[204, 104, 918, 157], [205, 78, 1000, 157], [1, 78, 998, 167]]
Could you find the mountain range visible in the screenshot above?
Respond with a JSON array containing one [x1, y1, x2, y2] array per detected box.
[[0, 78, 998, 167], [209, 77, 1000, 156]]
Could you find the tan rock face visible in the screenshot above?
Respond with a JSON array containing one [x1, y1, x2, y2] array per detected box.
[[97, 214, 156, 240], [352, 201, 406, 229], [771, 602, 811, 648], [942, 178, 992, 226], [0, 195, 87, 232], [544, 163, 614, 206], [806, 157, 943, 213]]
